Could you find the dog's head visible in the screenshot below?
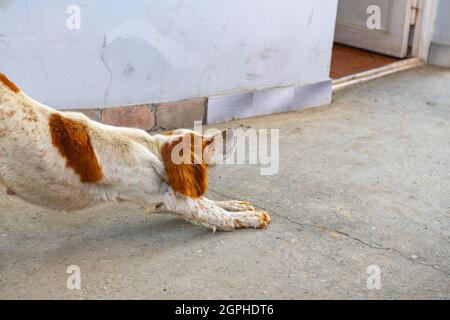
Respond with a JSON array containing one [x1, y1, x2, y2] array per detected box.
[[158, 128, 235, 198]]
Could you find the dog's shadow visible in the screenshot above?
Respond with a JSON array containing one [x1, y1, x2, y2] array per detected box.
[[2, 207, 227, 264]]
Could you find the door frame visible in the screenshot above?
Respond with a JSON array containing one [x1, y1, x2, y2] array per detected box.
[[334, 0, 416, 58], [332, 0, 439, 91], [332, 0, 439, 61], [411, 0, 439, 61]]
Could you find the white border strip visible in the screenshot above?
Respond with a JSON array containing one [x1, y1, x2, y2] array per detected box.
[[332, 58, 425, 92], [207, 80, 332, 124]]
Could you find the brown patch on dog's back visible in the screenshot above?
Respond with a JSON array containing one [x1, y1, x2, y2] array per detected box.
[[0, 73, 20, 93], [49, 113, 103, 183]]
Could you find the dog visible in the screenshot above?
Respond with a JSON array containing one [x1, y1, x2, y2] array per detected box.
[[0, 73, 270, 231]]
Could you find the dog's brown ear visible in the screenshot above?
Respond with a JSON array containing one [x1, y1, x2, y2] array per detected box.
[[160, 134, 208, 198]]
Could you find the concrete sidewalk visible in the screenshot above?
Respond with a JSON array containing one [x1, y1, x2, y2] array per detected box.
[[0, 65, 449, 299]]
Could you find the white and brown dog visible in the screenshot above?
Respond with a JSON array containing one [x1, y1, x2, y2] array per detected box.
[[0, 73, 270, 231]]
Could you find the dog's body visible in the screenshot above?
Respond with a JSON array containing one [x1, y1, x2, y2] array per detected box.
[[0, 73, 269, 231]]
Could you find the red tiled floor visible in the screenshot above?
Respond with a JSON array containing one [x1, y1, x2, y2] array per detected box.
[[330, 43, 399, 79]]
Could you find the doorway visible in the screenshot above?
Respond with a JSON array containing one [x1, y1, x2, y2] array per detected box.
[[331, 43, 399, 78], [330, 0, 417, 79]]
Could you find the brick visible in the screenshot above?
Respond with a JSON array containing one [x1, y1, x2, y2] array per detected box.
[[68, 108, 102, 122], [156, 97, 206, 130], [102, 104, 155, 131]]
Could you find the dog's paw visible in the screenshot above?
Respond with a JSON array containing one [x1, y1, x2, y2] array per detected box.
[[232, 210, 271, 229], [257, 211, 271, 229]]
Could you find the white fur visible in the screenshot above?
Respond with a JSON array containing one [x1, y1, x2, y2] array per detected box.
[[0, 80, 269, 231]]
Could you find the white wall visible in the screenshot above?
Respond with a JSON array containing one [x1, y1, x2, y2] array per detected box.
[[431, 0, 450, 45], [429, 0, 450, 67], [0, 0, 338, 109]]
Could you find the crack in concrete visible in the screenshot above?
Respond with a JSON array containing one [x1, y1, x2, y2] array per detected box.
[[100, 34, 113, 105], [209, 188, 450, 276]]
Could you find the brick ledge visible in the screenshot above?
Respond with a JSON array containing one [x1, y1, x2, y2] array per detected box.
[[69, 97, 207, 132], [67, 81, 332, 131]]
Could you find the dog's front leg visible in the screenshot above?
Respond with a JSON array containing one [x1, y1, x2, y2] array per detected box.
[[161, 189, 270, 231], [203, 198, 256, 212]]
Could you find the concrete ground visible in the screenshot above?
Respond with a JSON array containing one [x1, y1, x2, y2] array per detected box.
[[0, 65, 449, 299]]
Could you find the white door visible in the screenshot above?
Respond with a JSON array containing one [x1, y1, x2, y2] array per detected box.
[[334, 0, 415, 58]]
